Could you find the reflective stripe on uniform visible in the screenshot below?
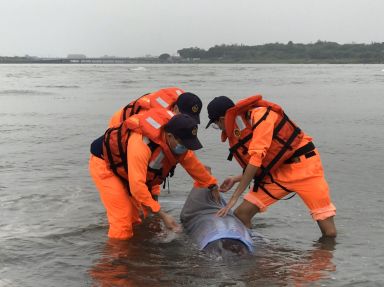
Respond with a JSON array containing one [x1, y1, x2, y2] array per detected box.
[[176, 90, 183, 96]]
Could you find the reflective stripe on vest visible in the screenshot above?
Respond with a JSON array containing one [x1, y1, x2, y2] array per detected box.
[[146, 117, 162, 129], [149, 151, 165, 170], [156, 97, 169, 108], [167, 110, 175, 117], [235, 115, 248, 131]]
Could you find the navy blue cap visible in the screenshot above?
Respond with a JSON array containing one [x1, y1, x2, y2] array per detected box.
[[176, 92, 202, 124], [206, 96, 235, 128], [164, 114, 202, 150]]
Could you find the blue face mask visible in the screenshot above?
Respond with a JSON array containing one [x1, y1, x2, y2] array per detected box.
[[172, 143, 188, 155]]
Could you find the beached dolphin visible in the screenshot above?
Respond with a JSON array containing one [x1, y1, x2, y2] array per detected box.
[[180, 187, 261, 256]]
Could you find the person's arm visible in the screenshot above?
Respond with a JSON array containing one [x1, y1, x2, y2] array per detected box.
[[217, 108, 278, 216], [127, 132, 161, 213], [158, 210, 182, 233], [217, 164, 259, 216], [247, 108, 278, 167], [180, 151, 217, 187], [219, 174, 242, 192], [180, 151, 220, 202]]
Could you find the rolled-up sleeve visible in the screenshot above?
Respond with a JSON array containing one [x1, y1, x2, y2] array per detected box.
[[180, 151, 217, 187], [127, 132, 161, 212], [248, 108, 278, 167]]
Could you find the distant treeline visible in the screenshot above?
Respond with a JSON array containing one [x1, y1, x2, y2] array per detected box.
[[177, 41, 384, 63], [2, 41, 384, 64]]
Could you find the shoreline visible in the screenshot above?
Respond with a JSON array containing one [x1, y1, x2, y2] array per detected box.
[[1, 60, 383, 64]]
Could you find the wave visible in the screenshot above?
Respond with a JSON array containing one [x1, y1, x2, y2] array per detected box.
[[35, 85, 80, 89], [130, 67, 147, 71], [36, 224, 106, 240], [120, 80, 137, 84], [0, 90, 53, 96]]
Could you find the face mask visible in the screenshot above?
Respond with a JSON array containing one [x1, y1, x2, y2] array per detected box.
[[211, 122, 221, 130], [172, 143, 188, 155]]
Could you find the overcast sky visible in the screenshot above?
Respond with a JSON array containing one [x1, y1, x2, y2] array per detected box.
[[0, 0, 383, 57]]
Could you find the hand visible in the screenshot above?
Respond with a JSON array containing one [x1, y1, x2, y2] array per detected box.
[[216, 196, 239, 217], [211, 187, 221, 204], [159, 211, 182, 233], [219, 176, 237, 192]]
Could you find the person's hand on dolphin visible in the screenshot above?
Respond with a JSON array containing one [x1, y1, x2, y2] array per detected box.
[[219, 174, 242, 192], [159, 210, 182, 233], [216, 195, 239, 217], [211, 186, 221, 204]]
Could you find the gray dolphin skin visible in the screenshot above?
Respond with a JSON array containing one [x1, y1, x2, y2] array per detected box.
[[180, 187, 258, 256]]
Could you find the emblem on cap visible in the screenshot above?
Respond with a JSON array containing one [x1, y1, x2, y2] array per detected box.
[[192, 127, 198, 136], [192, 104, 199, 113], [234, 128, 241, 137]]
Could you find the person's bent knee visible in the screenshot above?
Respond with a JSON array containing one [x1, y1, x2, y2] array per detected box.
[[234, 208, 252, 228], [234, 201, 259, 228]]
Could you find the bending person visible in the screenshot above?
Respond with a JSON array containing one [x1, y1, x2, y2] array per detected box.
[[206, 95, 337, 238], [89, 110, 219, 240]]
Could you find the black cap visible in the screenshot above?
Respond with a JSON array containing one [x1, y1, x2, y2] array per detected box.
[[206, 96, 235, 128], [176, 92, 202, 124], [164, 114, 202, 150]]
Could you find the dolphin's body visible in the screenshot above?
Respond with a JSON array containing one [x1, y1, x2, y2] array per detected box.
[[180, 187, 261, 256]]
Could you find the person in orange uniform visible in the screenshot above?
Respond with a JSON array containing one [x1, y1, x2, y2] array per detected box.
[[89, 110, 218, 240], [206, 95, 337, 238], [108, 88, 203, 197], [108, 87, 203, 128]]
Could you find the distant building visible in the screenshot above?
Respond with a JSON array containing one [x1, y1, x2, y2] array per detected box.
[[67, 54, 86, 59], [101, 55, 117, 59]]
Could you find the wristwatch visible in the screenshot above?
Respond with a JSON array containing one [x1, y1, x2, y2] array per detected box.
[[208, 184, 218, 191]]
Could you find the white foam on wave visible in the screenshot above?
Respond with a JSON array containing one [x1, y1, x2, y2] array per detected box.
[[131, 67, 146, 71], [152, 229, 181, 243]]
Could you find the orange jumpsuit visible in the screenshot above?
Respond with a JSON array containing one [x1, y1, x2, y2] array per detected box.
[[243, 107, 336, 221], [89, 131, 217, 239]]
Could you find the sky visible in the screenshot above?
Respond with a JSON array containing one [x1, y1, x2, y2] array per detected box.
[[0, 0, 383, 58]]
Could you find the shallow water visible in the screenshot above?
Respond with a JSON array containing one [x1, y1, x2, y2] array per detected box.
[[1, 64, 383, 286]]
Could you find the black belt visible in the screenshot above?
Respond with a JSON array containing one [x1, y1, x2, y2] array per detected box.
[[90, 135, 104, 159], [284, 142, 316, 164]]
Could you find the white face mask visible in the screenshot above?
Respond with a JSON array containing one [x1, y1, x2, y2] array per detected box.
[[211, 118, 224, 131], [211, 122, 221, 130]]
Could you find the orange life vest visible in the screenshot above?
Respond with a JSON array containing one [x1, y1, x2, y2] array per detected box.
[[103, 108, 185, 193], [120, 87, 184, 122], [223, 95, 304, 189]]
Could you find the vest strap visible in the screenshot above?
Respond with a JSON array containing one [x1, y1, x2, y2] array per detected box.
[[254, 126, 301, 183], [122, 93, 150, 121], [255, 173, 296, 200], [285, 142, 315, 162], [227, 107, 271, 161]]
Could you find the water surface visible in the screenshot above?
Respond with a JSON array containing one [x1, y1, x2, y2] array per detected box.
[[1, 64, 383, 286]]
